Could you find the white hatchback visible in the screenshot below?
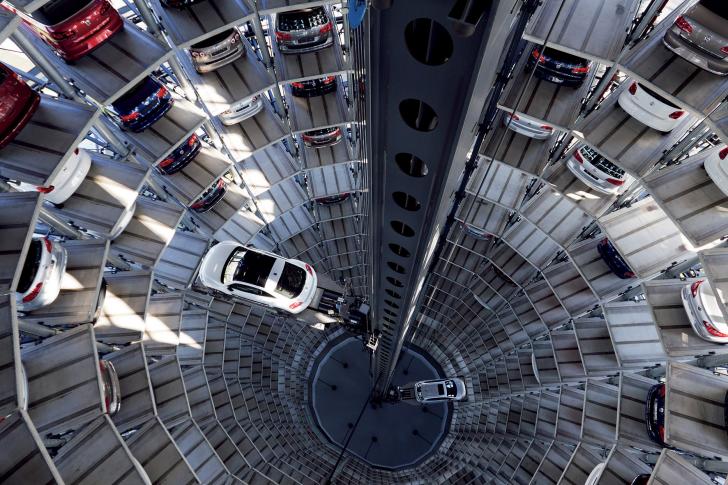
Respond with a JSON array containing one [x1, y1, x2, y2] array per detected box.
[[705, 145, 728, 197], [566, 145, 633, 195], [13, 147, 92, 204], [16, 237, 67, 312], [198, 241, 317, 314], [618, 81, 687, 132], [681, 278, 728, 343], [414, 378, 466, 403]]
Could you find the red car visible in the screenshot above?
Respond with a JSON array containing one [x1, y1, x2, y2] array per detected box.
[[0, 62, 40, 150], [7, 0, 123, 62]]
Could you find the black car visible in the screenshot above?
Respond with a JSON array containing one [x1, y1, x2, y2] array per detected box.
[[190, 178, 226, 213], [314, 192, 350, 205], [525, 47, 590, 88], [111, 76, 173, 132], [597, 238, 635, 279], [645, 383, 667, 447], [291, 76, 337, 97], [158, 133, 201, 175], [160, 0, 205, 7], [302, 126, 342, 148]]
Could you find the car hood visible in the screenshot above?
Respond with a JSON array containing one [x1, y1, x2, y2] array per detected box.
[[199, 241, 238, 287]]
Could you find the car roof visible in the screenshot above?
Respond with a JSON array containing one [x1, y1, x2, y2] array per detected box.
[[699, 280, 727, 324]]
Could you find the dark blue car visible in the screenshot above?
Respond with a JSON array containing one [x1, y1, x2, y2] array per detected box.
[[597, 238, 635, 279], [645, 383, 666, 447], [158, 133, 201, 175], [112, 76, 173, 133], [190, 178, 226, 213], [525, 47, 590, 88]]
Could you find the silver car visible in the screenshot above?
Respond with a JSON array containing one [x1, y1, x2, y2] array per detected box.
[[189, 28, 244, 73], [663, 0, 728, 75], [219, 94, 264, 125], [274, 7, 334, 54], [414, 378, 466, 403]]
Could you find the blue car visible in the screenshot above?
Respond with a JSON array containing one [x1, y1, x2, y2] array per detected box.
[[597, 238, 635, 279], [645, 383, 666, 447], [158, 133, 201, 175], [112, 76, 173, 133]]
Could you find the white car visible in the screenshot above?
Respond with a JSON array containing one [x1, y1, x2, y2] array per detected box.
[[566, 145, 633, 195], [219, 95, 264, 125], [198, 242, 317, 314], [681, 278, 728, 343], [503, 111, 554, 139], [16, 237, 67, 312], [618, 81, 687, 132], [12, 147, 92, 204], [705, 145, 728, 197], [414, 378, 466, 403], [585, 462, 606, 485]]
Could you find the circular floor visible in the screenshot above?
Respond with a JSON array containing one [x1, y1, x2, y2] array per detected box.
[[310, 336, 451, 470]]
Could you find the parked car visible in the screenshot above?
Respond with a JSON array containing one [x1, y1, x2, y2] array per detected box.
[[0, 62, 40, 150], [597, 238, 635, 279], [663, 0, 728, 75], [219, 95, 264, 125], [12, 147, 92, 204], [99, 360, 121, 416], [189, 28, 244, 73], [681, 278, 728, 343], [414, 378, 466, 403], [111, 76, 173, 132], [198, 241, 318, 313], [190, 178, 226, 213], [566, 145, 632, 195], [160, 0, 206, 7], [585, 463, 606, 485], [314, 192, 350, 205], [16, 237, 67, 312], [705, 145, 728, 196], [645, 383, 667, 446], [274, 6, 334, 54], [157, 134, 201, 175], [525, 47, 591, 87], [291, 76, 337, 97], [504, 111, 554, 139], [302, 126, 342, 148], [462, 223, 493, 241], [618, 81, 687, 132], [7, 0, 123, 62]]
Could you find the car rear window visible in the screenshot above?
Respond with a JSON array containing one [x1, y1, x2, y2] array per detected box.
[[638, 83, 680, 109], [593, 157, 625, 178], [700, 0, 728, 20], [17, 240, 42, 293], [437, 384, 444, 395], [231, 250, 276, 288], [31, 0, 93, 25], [276, 263, 306, 298], [277, 7, 328, 32], [191, 29, 236, 49], [543, 48, 588, 66], [112, 77, 161, 112]]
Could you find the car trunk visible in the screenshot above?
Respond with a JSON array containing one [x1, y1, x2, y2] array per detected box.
[[683, 1, 728, 59]]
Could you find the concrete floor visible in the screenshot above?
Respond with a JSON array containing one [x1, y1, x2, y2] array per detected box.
[[311, 336, 450, 470]]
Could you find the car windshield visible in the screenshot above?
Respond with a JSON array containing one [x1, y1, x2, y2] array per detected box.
[[277, 7, 328, 32], [30, 0, 93, 25], [445, 380, 457, 398], [700, 0, 728, 19], [223, 249, 276, 288], [436, 383, 445, 396], [192, 29, 235, 49], [112, 77, 161, 113], [17, 240, 42, 293], [275, 263, 306, 298]]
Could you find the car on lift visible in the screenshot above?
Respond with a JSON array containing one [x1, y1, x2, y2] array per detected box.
[[111, 76, 173, 133], [274, 6, 334, 54], [314, 192, 350, 205], [705, 145, 728, 197], [189, 28, 244, 73], [525, 46, 591, 87], [503, 111, 554, 139], [99, 359, 121, 416], [16, 237, 68, 312], [7, 0, 123, 62], [198, 241, 318, 314], [219, 94, 264, 125], [617, 81, 687, 132], [157, 134, 201, 175], [566, 144, 633, 195], [681, 278, 728, 343], [0, 62, 40, 150], [663, 0, 728, 76], [461, 222, 494, 241], [597, 238, 635, 279], [12, 147, 92, 204], [302, 126, 342, 148], [645, 382, 667, 446], [190, 178, 226, 213], [291, 76, 337, 97], [160, 0, 205, 8], [585, 462, 606, 485], [414, 378, 466, 403]]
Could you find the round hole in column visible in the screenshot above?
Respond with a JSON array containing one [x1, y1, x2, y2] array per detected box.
[[387, 261, 406, 274], [387, 276, 404, 288], [394, 153, 429, 177], [388, 243, 411, 258], [386, 289, 402, 299], [392, 192, 421, 211], [399, 99, 438, 132], [390, 220, 415, 237], [384, 299, 400, 309], [404, 18, 453, 66]]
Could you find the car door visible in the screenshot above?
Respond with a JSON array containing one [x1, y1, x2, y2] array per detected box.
[[229, 283, 276, 307]]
